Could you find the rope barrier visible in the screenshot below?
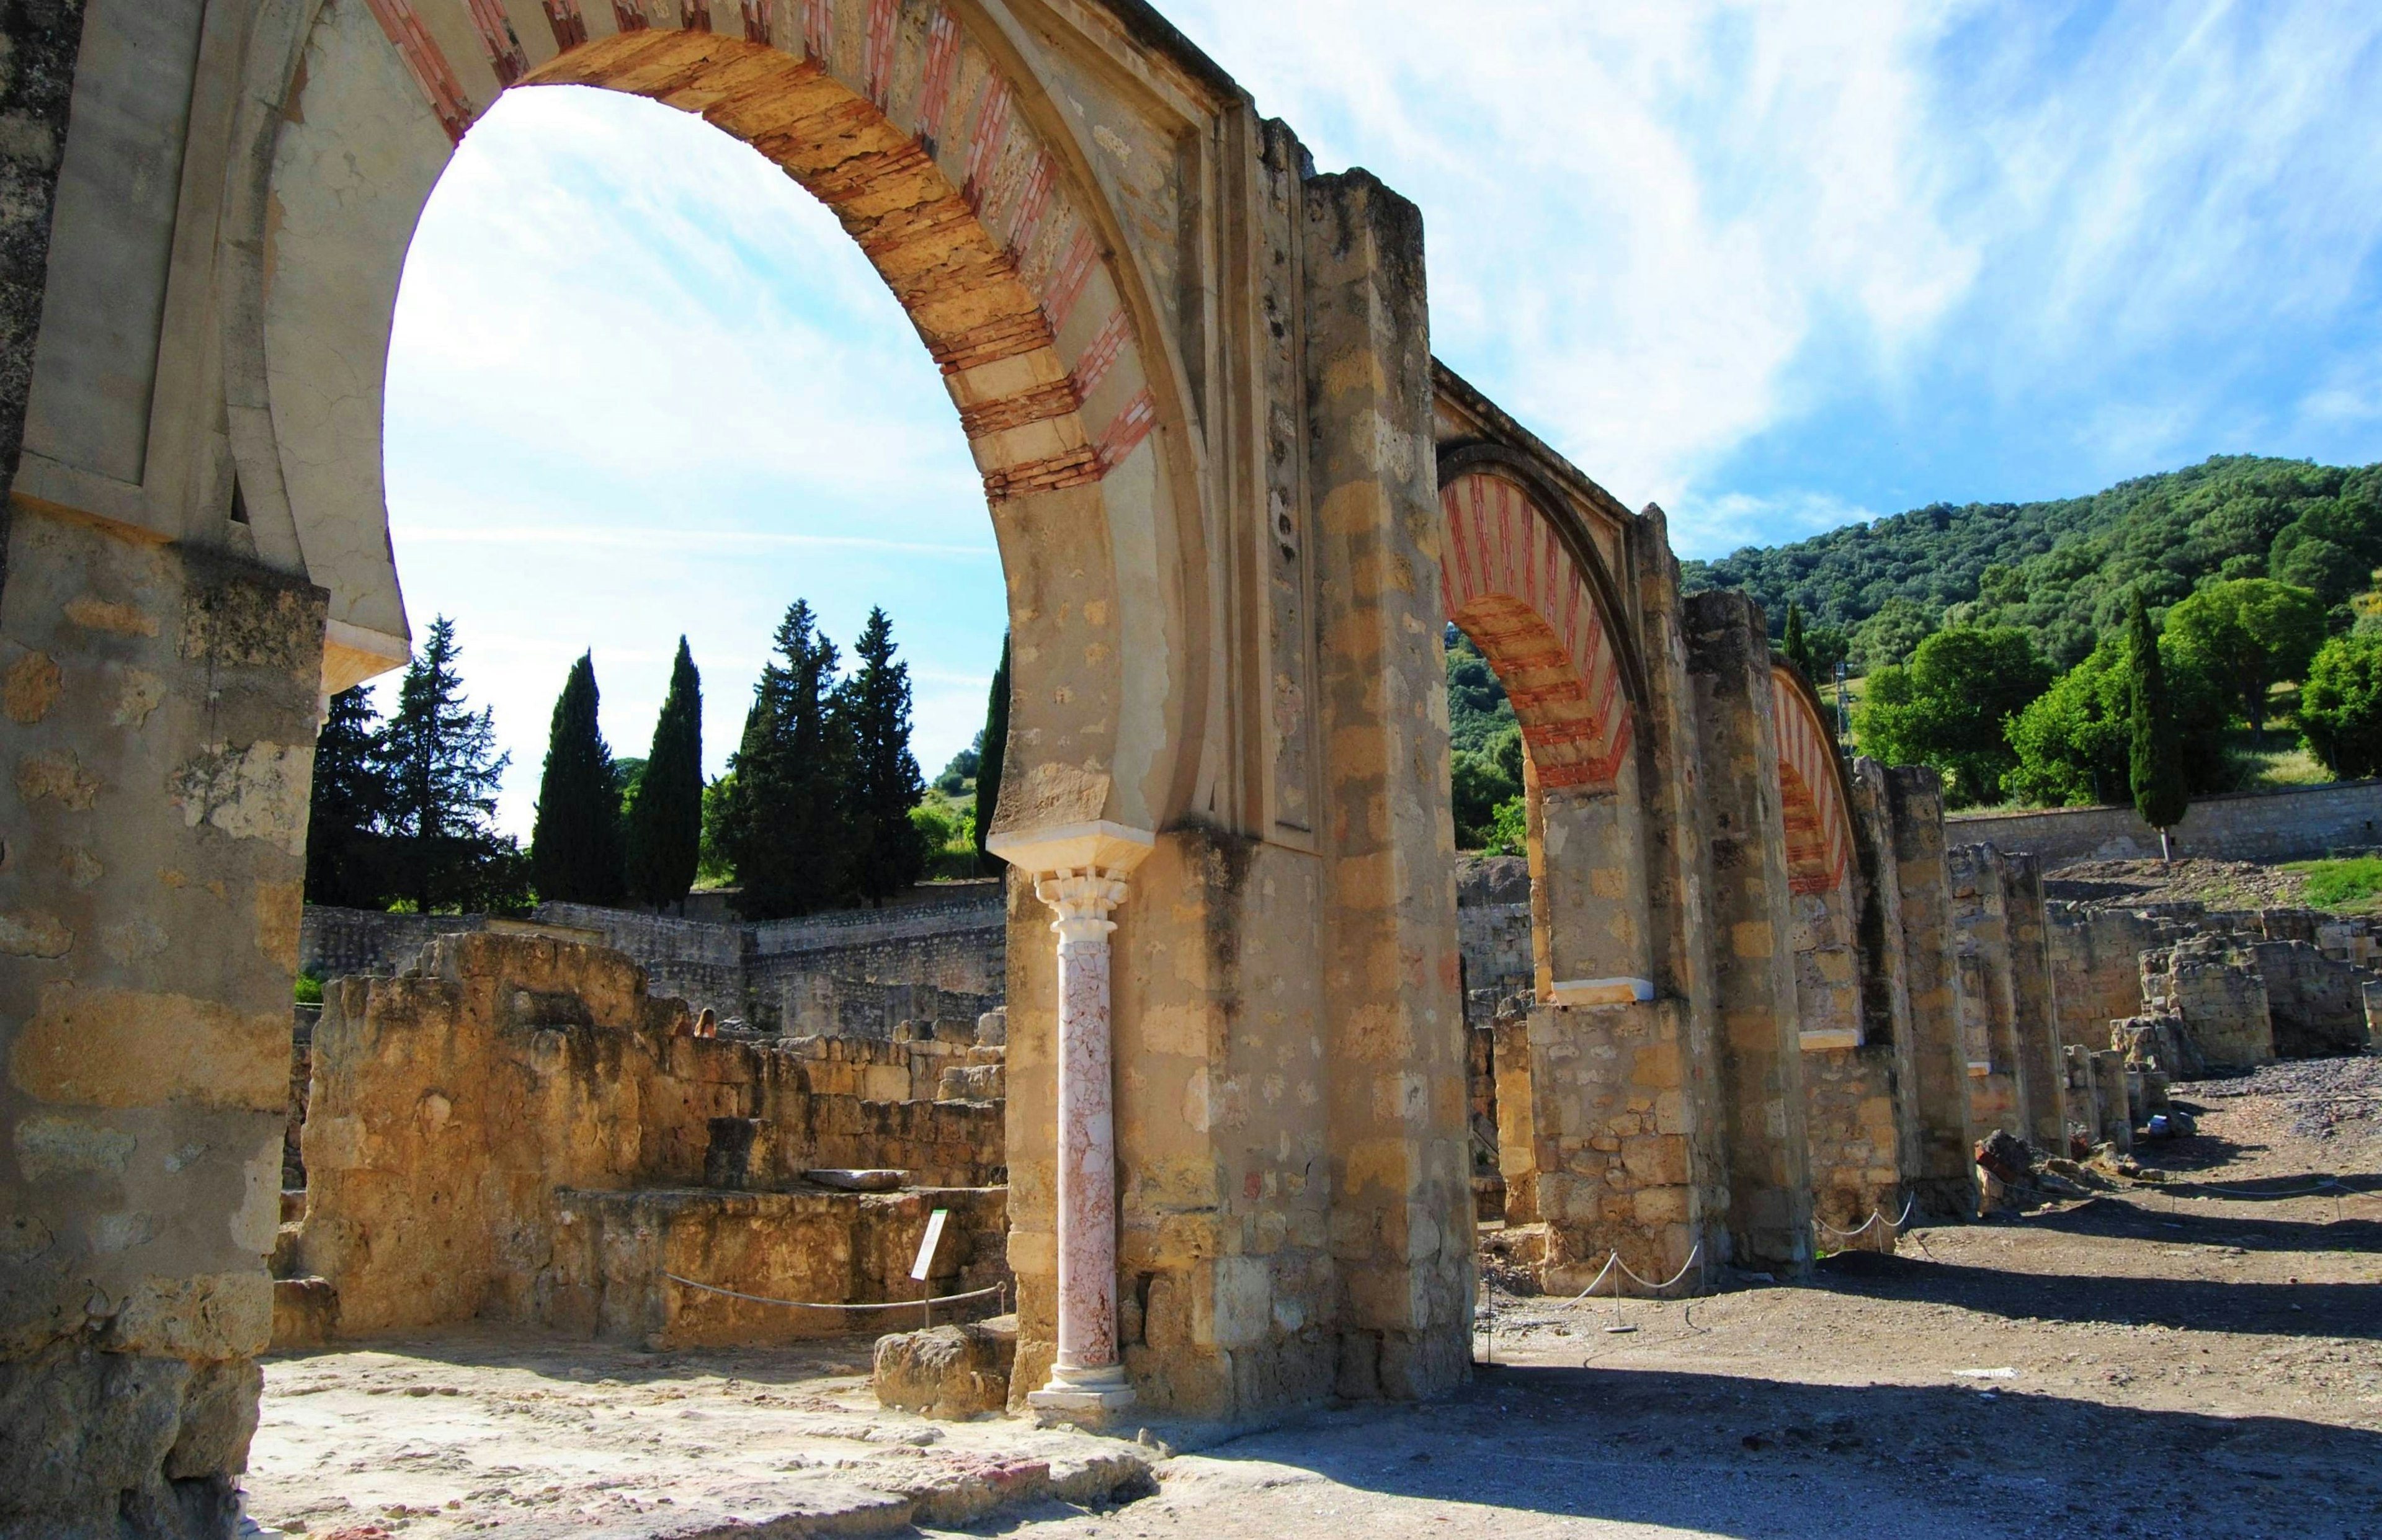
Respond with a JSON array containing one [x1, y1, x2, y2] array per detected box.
[[1564, 1241, 1703, 1301], [663, 1275, 1006, 1313], [1814, 1195, 1917, 1242]]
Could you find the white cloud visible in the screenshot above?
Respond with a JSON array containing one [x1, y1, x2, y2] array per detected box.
[[1167, 0, 2382, 547]]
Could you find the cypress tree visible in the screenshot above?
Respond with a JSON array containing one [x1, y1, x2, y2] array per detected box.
[[974, 633, 1010, 874], [2127, 590, 2188, 860], [1783, 601, 1813, 680], [306, 686, 393, 907], [530, 651, 626, 904], [722, 600, 850, 919], [840, 607, 927, 905], [626, 636, 704, 910], [380, 616, 514, 912]]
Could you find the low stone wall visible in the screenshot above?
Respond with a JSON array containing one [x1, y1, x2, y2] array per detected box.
[[2050, 902, 2378, 1069], [293, 933, 1007, 1342], [1948, 778, 2382, 867], [547, 1186, 1007, 1349]]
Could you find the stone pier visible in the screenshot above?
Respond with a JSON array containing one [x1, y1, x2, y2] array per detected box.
[[1683, 592, 1814, 1275]]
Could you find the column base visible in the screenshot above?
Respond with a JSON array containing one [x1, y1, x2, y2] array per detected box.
[[1027, 1361, 1136, 1425]]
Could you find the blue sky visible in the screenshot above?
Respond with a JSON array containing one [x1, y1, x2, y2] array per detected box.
[[381, 1, 2382, 832]]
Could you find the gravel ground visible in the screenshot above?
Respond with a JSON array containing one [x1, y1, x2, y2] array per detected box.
[[2178, 1057, 2382, 1144]]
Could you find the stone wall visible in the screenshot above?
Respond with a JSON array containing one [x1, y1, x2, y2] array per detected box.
[[2, 509, 323, 1532], [293, 933, 1006, 1342], [2140, 938, 2275, 1072], [2049, 902, 2378, 1070], [1948, 778, 2382, 866], [300, 891, 1009, 1037]]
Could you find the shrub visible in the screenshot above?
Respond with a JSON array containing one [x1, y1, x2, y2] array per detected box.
[[2298, 633, 2382, 779]]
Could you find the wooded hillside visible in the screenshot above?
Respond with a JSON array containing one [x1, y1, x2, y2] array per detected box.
[[1680, 455, 2382, 670]]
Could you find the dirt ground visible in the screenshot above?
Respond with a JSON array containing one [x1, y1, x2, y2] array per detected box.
[[2041, 856, 2333, 912], [247, 1062, 2382, 1540]]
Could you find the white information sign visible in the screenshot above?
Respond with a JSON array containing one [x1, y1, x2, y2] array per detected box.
[[909, 1208, 950, 1283]]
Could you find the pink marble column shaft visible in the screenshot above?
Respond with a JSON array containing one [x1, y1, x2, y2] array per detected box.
[[1028, 867, 1135, 1411]]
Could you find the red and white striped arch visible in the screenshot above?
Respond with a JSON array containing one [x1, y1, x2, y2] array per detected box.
[[1770, 665, 1850, 897], [1440, 471, 1631, 791], [354, 0, 1161, 505]]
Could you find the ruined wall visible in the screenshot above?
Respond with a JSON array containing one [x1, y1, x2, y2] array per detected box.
[[2, 508, 322, 1531], [2139, 939, 2275, 1072], [2046, 907, 2169, 1065], [1948, 777, 2382, 866], [2247, 940, 2376, 1057], [296, 933, 1005, 1340], [547, 1186, 1008, 1350]]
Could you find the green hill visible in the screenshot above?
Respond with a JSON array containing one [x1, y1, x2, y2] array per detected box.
[[1680, 455, 2382, 670]]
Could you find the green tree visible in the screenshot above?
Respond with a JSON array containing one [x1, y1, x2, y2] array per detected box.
[[1781, 602, 1814, 681], [2298, 633, 2382, 779], [625, 636, 704, 910], [1445, 627, 1518, 752], [935, 734, 981, 796], [838, 607, 927, 905], [1850, 598, 1935, 672], [305, 686, 391, 907], [2123, 577, 2324, 747], [379, 616, 520, 913], [2006, 631, 2230, 806], [2127, 591, 2188, 856], [1852, 626, 2050, 807], [530, 652, 626, 905], [1450, 746, 1520, 848], [974, 634, 1010, 874], [719, 599, 850, 919]]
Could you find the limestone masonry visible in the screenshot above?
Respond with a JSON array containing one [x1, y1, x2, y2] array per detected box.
[[0, 2, 2366, 1532]]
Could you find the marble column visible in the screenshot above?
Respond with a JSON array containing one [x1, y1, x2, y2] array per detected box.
[[988, 822, 1153, 1418]]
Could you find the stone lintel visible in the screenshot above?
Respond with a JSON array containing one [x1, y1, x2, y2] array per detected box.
[[1799, 1028, 1862, 1051], [1548, 976, 1656, 1007]]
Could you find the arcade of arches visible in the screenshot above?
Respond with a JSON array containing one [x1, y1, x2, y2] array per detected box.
[[0, 1, 2069, 1524]]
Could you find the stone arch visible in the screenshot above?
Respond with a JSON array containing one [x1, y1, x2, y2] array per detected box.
[[1438, 464, 1635, 793], [1771, 662, 1853, 901], [1439, 457, 1674, 1286], [257, 0, 1202, 836]]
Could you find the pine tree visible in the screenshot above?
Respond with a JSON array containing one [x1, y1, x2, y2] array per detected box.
[[2127, 589, 2188, 860], [839, 607, 927, 905], [380, 616, 516, 912], [627, 637, 704, 910], [721, 600, 851, 919], [530, 652, 626, 905], [305, 686, 392, 907], [974, 633, 1010, 874], [1782, 601, 1813, 680]]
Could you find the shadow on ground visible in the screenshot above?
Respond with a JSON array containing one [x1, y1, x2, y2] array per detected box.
[[2007, 1190, 2382, 1257], [978, 1366, 2382, 1540]]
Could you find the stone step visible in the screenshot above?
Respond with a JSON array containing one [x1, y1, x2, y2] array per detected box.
[[270, 1277, 338, 1351]]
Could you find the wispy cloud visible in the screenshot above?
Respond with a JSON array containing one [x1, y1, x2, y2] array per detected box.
[[383, 11, 2382, 834], [1168, 0, 2382, 551]]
